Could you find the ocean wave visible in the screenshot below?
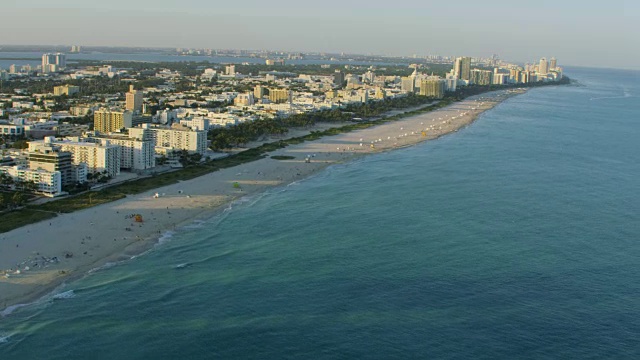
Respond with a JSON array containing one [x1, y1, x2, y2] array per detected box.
[[590, 95, 634, 101], [182, 220, 207, 230], [155, 230, 176, 247], [0, 303, 29, 317], [173, 263, 190, 269], [590, 90, 634, 101], [0, 334, 9, 344], [87, 261, 121, 274], [52, 290, 75, 300]]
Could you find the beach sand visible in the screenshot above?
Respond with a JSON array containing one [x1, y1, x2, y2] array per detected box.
[[0, 88, 525, 314]]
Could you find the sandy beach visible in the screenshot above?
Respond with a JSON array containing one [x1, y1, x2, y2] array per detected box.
[[0, 88, 525, 314]]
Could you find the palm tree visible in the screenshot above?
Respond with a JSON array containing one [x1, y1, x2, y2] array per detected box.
[[12, 192, 24, 208]]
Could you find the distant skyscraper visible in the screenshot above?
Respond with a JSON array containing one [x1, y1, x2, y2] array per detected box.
[[454, 57, 471, 81], [269, 88, 289, 103], [538, 58, 549, 75], [470, 69, 493, 85], [419, 79, 445, 98], [41, 53, 66, 73], [55, 53, 66, 68], [333, 70, 345, 86], [549, 57, 557, 70], [254, 85, 266, 99], [125, 85, 144, 113], [401, 76, 415, 93]]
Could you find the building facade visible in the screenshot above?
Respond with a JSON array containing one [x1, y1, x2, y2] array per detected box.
[[419, 79, 446, 98], [53, 85, 80, 96], [88, 135, 155, 171], [32, 137, 121, 177], [1, 165, 62, 197], [42, 53, 66, 73], [455, 57, 471, 81], [269, 89, 289, 104], [125, 85, 144, 113], [94, 109, 133, 133], [129, 125, 207, 154], [28, 141, 75, 186], [470, 69, 493, 85]]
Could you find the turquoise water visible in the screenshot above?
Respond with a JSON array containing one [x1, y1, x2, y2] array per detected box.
[[2, 67, 640, 359]]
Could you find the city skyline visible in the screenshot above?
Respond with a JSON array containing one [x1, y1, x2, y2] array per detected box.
[[1, 0, 638, 70]]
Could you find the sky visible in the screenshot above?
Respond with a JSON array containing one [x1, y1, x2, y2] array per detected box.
[[1, 0, 638, 69]]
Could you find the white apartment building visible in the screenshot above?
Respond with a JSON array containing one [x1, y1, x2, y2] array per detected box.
[[179, 117, 210, 131], [129, 125, 207, 155], [88, 135, 155, 171], [30, 137, 121, 177], [1, 165, 62, 197]]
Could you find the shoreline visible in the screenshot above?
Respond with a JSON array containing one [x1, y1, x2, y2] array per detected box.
[[0, 88, 527, 315]]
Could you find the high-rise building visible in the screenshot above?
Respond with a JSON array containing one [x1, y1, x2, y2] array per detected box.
[[1, 165, 62, 197], [454, 57, 471, 81], [333, 70, 345, 86], [125, 85, 144, 113], [94, 109, 133, 133], [84, 133, 156, 170], [445, 72, 458, 92], [129, 124, 207, 155], [470, 69, 493, 85], [225, 65, 236, 75], [492, 73, 508, 85], [538, 58, 549, 75], [362, 71, 375, 84], [28, 141, 75, 186], [234, 93, 255, 106], [254, 85, 266, 99], [401, 76, 415, 93], [53, 85, 80, 96], [9, 64, 17, 74], [55, 53, 66, 68], [41, 53, 66, 73], [419, 79, 446, 98], [30, 137, 120, 177], [549, 57, 557, 70], [269, 88, 289, 103]]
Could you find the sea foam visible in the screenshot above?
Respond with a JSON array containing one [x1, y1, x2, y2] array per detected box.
[[52, 290, 76, 300]]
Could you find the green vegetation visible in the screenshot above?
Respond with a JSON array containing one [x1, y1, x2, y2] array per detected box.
[[271, 155, 296, 160], [0, 209, 57, 233], [209, 93, 437, 150]]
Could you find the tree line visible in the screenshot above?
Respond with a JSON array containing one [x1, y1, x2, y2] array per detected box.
[[208, 94, 435, 150]]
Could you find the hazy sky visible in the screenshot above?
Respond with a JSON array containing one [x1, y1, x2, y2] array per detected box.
[[2, 0, 638, 69]]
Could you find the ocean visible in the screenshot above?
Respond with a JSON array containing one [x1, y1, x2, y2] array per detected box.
[[1, 67, 639, 359]]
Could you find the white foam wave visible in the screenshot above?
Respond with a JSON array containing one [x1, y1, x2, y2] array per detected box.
[[590, 92, 634, 101], [182, 220, 207, 230], [88, 261, 120, 274], [156, 230, 175, 246], [52, 290, 75, 300], [1, 303, 29, 317], [0, 335, 10, 344], [174, 263, 190, 269]]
